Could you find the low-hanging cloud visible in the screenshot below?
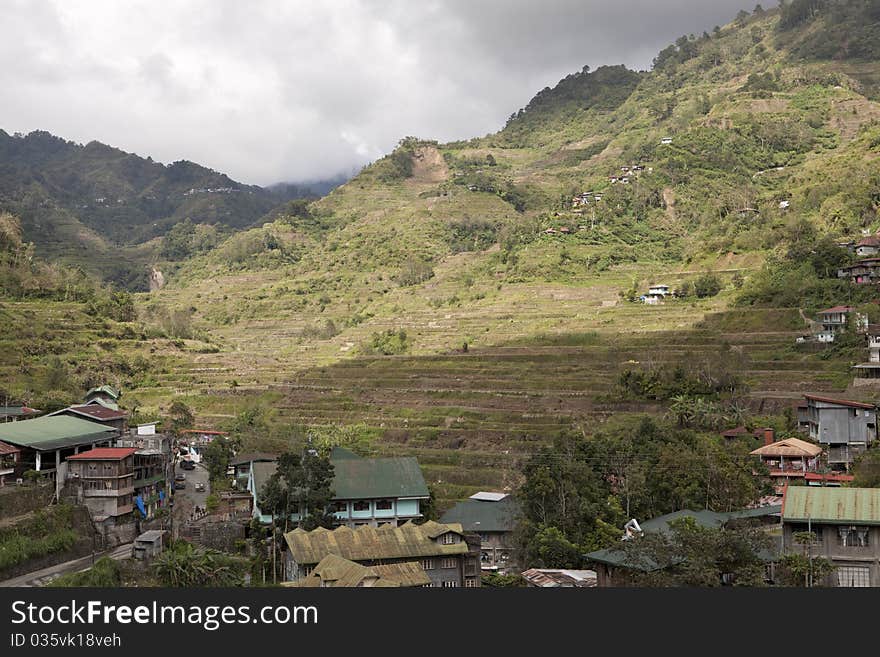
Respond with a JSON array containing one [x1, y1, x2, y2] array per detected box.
[[0, 0, 751, 185]]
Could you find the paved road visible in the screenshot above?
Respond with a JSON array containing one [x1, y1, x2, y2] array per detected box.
[[173, 462, 210, 522], [0, 543, 133, 587]]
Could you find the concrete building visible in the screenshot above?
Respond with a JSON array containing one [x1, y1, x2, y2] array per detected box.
[[802, 394, 877, 470], [115, 423, 172, 519], [133, 530, 167, 560], [782, 487, 880, 587], [283, 521, 481, 587], [441, 492, 520, 573], [66, 447, 137, 522]]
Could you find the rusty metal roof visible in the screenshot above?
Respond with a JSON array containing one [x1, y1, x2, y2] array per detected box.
[[521, 569, 597, 587], [783, 487, 880, 525], [750, 438, 822, 458], [281, 554, 430, 587], [284, 521, 468, 565]]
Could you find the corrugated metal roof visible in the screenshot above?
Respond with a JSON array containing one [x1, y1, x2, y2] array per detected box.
[[86, 385, 120, 399], [804, 394, 875, 410], [470, 491, 508, 502], [281, 554, 430, 587], [521, 569, 597, 587], [68, 447, 136, 460], [331, 456, 429, 500], [251, 453, 429, 501], [285, 521, 468, 565], [750, 438, 822, 458], [229, 452, 279, 467], [440, 496, 520, 532], [0, 441, 20, 455], [782, 487, 880, 525], [0, 416, 116, 451], [50, 406, 128, 421]]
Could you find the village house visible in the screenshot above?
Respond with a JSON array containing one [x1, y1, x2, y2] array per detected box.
[[781, 486, 880, 587], [837, 258, 880, 284], [720, 426, 764, 441], [855, 236, 880, 257], [178, 429, 229, 463], [84, 385, 121, 410], [521, 568, 597, 587], [814, 306, 855, 343], [283, 520, 481, 587], [0, 415, 119, 492], [749, 434, 822, 494], [48, 404, 128, 432], [230, 452, 278, 489], [440, 491, 520, 573], [65, 447, 137, 523], [0, 405, 41, 422], [584, 507, 781, 586], [0, 441, 20, 486], [114, 423, 172, 519], [281, 553, 431, 588], [801, 394, 877, 470], [660, 137, 673, 145], [852, 324, 880, 380], [644, 284, 670, 305], [246, 447, 431, 528]]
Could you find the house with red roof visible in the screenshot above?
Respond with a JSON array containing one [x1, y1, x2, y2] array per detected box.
[[66, 447, 137, 522], [0, 441, 20, 486], [48, 404, 128, 432], [855, 236, 880, 257]]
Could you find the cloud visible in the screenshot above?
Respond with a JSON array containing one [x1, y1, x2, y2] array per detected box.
[[0, 0, 751, 185]]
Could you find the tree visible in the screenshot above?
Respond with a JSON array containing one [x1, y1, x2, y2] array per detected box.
[[259, 450, 336, 532], [167, 401, 194, 435], [693, 272, 722, 298], [852, 449, 880, 487], [620, 517, 772, 586], [203, 437, 238, 484], [153, 540, 242, 587]]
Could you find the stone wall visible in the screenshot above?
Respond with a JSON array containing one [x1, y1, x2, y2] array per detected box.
[[0, 482, 54, 520]]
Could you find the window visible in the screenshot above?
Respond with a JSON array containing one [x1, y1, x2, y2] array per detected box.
[[465, 578, 478, 588], [838, 526, 870, 547], [330, 501, 348, 514], [837, 566, 870, 587], [441, 558, 457, 569], [440, 532, 458, 545], [422, 559, 435, 570], [353, 500, 370, 512], [479, 533, 491, 543], [442, 581, 459, 588], [375, 499, 393, 511]]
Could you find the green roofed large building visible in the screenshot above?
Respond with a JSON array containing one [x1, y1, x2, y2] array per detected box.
[[0, 415, 118, 473], [440, 492, 521, 573], [245, 447, 430, 527], [782, 486, 880, 587]]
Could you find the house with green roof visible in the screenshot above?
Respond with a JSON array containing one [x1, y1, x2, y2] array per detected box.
[[782, 486, 880, 587], [440, 492, 521, 573], [244, 447, 430, 527], [0, 415, 119, 476], [585, 506, 781, 587], [283, 520, 481, 587]]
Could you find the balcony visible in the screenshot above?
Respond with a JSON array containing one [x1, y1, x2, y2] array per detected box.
[[83, 485, 135, 498]]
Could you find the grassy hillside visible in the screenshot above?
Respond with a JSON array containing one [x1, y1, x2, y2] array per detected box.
[[0, 130, 338, 289], [5, 3, 880, 503]]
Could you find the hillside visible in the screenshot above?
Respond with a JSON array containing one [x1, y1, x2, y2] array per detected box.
[[0, 130, 340, 289], [4, 2, 880, 506]]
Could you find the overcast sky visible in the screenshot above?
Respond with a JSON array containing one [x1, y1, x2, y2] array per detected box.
[[2, 0, 752, 186]]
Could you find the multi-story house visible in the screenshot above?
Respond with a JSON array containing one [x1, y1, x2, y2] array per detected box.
[[781, 486, 880, 587], [441, 492, 520, 573], [283, 520, 481, 587], [750, 437, 822, 495], [247, 447, 431, 528], [114, 423, 172, 519], [65, 447, 137, 522], [802, 394, 877, 470], [0, 441, 20, 486], [814, 306, 854, 343]]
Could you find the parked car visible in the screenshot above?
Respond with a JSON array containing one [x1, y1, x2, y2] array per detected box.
[[175, 473, 186, 482], [173, 481, 186, 490], [179, 460, 195, 471], [194, 482, 206, 492]]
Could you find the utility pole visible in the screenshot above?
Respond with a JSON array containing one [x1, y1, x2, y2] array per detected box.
[[807, 515, 814, 588]]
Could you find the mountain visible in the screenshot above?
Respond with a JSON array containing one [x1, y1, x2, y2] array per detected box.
[[2, 2, 880, 505], [0, 130, 346, 289]]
